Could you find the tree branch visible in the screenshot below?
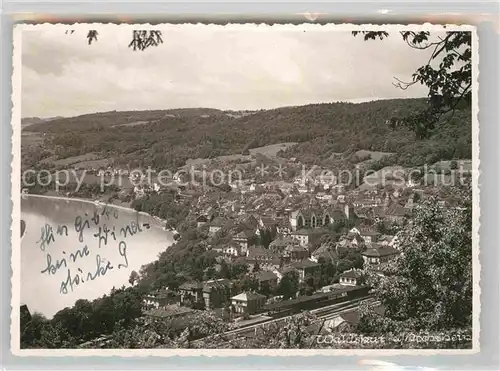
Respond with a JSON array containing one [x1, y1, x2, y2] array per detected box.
[[392, 77, 417, 90]]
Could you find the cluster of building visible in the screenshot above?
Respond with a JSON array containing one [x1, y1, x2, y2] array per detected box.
[[143, 203, 402, 320], [143, 266, 371, 319], [196, 196, 403, 266], [143, 278, 268, 316], [135, 157, 461, 330]]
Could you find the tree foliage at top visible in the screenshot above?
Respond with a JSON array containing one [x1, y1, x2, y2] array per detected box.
[[353, 31, 472, 139], [84, 29, 163, 51]]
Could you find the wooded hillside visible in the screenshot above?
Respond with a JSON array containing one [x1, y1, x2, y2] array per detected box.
[[24, 98, 471, 170]]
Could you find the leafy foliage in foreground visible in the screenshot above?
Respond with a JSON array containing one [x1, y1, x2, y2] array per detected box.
[[356, 184, 473, 348], [20, 286, 144, 348], [106, 311, 231, 349]]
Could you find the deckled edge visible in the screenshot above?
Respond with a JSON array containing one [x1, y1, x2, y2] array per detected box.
[[10, 24, 22, 356], [471, 25, 481, 354], [8, 22, 479, 32], [10, 22, 480, 358]]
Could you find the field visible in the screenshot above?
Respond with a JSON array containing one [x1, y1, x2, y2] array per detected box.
[[40, 152, 101, 167], [35, 142, 299, 171], [21, 132, 45, 146], [358, 160, 473, 190], [211, 154, 252, 163], [183, 142, 296, 168], [249, 142, 297, 158], [431, 159, 473, 171], [71, 158, 113, 169], [111, 120, 153, 128], [358, 166, 409, 190], [355, 150, 394, 162]]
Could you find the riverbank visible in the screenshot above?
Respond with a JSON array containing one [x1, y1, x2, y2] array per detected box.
[[25, 192, 132, 211], [23, 193, 168, 221]]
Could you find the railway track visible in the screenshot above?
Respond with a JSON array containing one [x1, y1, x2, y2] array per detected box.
[[312, 296, 374, 318], [222, 295, 376, 339], [314, 297, 378, 320]]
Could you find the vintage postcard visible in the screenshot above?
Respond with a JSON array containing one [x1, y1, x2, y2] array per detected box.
[[11, 22, 479, 356]]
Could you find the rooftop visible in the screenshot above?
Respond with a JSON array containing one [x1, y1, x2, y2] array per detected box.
[[336, 304, 386, 326], [312, 243, 338, 261], [234, 229, 255, 239], [248, 247, 277, 258], [386, 204, 411, 217], [270, 236, 298, 247], [359, 229, 380, 236], [202, 278, 232, 292], [179, 281, 204, 290], [210, 217, 227, 227], [340, 268, 364, 279], [260, 217, 278, 227], [290, 259, 319, 270], [253, 270, 279, 282], [362, 245, 400, 257], [292, 228, 328, 236], [145, 305, 196, 319], [231, 291, 267, 301]]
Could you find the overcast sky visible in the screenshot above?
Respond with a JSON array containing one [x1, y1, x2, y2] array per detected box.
[[21, 24, 435, 118]]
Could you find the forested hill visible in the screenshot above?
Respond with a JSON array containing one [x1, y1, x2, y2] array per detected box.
[[21, 116, 64, 128], [24, 98, 471, 169]]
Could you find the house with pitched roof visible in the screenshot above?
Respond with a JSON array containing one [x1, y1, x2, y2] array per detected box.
[[196, 215, 209, 228], [178, 281, 204, 305], [290, 228, 329, 247], [384, 204, 412, 224], [361, 244, 400, 266], [222, 241, 243, 257], [283, 244, 310, 261], [269, 235, 300, 254], [143, 289, 180, 309], [232, 229, 256, 255], [178, 279, 232, 309], [311, 243, 338, 263], [358, 228, 381, 243], [252, 270, 279, 292], [231, 292, 267, 314], [247, 247, 280, 262], [289, 203, 356, 232], [258, 216, 279, 233], [208, 217, 227, 235], [338, 268, 365, 286], [289, 259, 321, 283], [338, 231, 365, 249], [201, 279, 233, 309]]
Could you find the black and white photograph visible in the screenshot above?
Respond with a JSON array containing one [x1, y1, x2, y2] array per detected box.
[[12, 23, 478, 354]]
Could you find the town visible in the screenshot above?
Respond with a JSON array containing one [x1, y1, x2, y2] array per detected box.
[[20, 115, 473, 350], [22, 148, 467, 349]]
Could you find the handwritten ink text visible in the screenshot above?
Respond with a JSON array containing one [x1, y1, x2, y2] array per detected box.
[[37, 223, 55, 251]]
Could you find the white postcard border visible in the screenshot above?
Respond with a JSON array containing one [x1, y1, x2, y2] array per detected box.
[[10, 22, 481, 357]]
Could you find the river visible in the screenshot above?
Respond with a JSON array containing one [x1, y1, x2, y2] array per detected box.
[[20, 195, 174, 318]]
